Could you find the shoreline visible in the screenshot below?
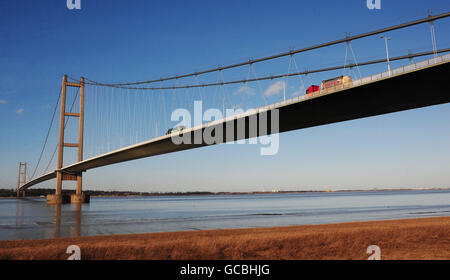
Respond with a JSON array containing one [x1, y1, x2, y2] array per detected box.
[[1, 187, 449, 199], [1, 216, 449, 260]]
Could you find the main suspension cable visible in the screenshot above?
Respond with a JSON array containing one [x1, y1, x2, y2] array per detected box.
[[79, 12, 449, 87], [30, 87, 61, 180], [73, 48, 449, 91]]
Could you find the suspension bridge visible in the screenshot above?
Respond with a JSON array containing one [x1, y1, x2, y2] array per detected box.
[[15, 12, 450, 204]]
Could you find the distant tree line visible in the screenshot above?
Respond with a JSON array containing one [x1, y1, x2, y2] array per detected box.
[[0, 188, 216, 198], [2, 188, 438, 198]]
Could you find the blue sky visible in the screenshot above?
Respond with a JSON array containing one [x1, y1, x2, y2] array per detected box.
[[1, 0, 450, 192]]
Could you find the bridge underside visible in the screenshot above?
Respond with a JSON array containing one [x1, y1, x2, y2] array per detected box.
[[20, 61, 450, 191]]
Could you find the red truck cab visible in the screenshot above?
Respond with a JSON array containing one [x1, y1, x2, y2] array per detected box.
[[306, 85, 320, 94]]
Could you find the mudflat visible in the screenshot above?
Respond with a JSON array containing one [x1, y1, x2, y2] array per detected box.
[[1, 217, 449, 260]]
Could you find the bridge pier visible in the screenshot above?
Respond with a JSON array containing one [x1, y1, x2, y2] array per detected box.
[[47, 171, 70, 204], [15, 191, 26, 199], [17, 190, 26, 199], [70, 175, 90, 203], [70, 194, 90, 204], [46, 193, 71, 204]]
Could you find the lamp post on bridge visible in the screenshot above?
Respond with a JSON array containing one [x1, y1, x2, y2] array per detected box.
[[380, 35, 392, 76]]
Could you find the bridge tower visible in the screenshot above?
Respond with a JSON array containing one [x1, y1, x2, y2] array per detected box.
[[16, 162, 27, 198], [46, 75, 89, 204]]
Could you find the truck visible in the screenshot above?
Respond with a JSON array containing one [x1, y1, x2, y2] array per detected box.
[[320, 75, 352, 90], [166, 125, 186, 135]]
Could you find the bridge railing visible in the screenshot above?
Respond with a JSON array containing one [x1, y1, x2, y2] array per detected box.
[[352, 53, 450, 88], [280, 53, 450, 107]]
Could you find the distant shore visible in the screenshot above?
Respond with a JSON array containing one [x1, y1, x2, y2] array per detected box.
[[1, 187, 449, 199], [1, 217, 449, 260]]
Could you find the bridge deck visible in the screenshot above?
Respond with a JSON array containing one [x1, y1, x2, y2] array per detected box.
[[20, 55, 450, 191]]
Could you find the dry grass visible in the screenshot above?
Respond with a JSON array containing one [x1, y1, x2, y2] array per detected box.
[[0, 217, 449, 260]]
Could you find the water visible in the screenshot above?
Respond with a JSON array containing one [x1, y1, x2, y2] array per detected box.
[[0, 189, 449, 241]]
